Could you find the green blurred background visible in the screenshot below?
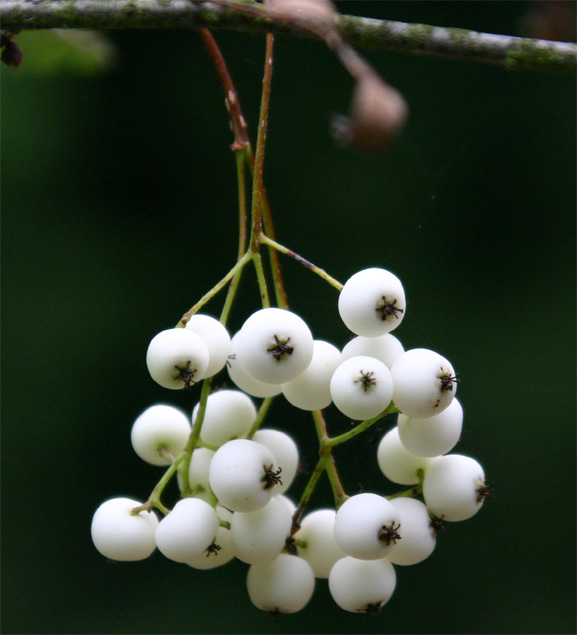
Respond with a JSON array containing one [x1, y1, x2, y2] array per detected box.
[[2, 1, 575, 633]]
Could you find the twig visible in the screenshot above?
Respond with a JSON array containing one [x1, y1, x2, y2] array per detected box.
[[0, 0, 575, 74]]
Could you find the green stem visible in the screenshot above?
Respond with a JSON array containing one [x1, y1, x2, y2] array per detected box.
[[219, 148, 251, 325], [235, 148, 249, 262], [251, 251, 270, 308], [197, 439, 219, 452], [323, 409, 394, 447], [312, 408, 329, 442], [247, 396, 275, 439], [133, 463, 176, 516], [179, 377, 214, 495], [322, 449, 349, 510], [313, 410, 348, 509], [387, 482, 423, 500], [249, 32, 274, 254], [246, 154, 288, 309], [177, 251, 251, 327], [387, 470, 425, 500], [291, 456, 327, 534], [259, 234, 343, 291], [246, 32, 274, 309]]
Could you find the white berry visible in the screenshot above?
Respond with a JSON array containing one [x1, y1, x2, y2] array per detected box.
[[397, 398, 463, 457], [235, 308, 314, 384], [155, 497, 219, 563], [208, 439, 279, 512], [186, 507, 235, 570], [338, 268, 406, 337], [146, 328, 209, 389], [252, 428, 299, 495], [328, 556, 396, 613], [391, 348, 457, 418], [387, 497, 436, 565], [330, 355, 393, 420], [185, 314, 231, 377], [91, 497, 158, 561], [231, 497, 292, 565], [281, 340, 341, 410], [227, 332, 283, 398], [341, 332, 404, 368], [131, 404, 191, 466], [423, 454, 487, 522], [377, 426, 432, 485], [192, 389, 256, 447], [246, 554, 315, 614], [295, 508, 347, 578], [334, 493, 401, 560]]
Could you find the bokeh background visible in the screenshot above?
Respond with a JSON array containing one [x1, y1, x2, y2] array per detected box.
[[3, 1, 575, 633]]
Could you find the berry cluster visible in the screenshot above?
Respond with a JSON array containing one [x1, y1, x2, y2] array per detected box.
[[91, 267, 490, 616]]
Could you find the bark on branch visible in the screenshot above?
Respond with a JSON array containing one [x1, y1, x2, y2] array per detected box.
[[1, 0, 575, 74]]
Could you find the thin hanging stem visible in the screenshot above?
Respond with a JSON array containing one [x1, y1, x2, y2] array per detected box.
[[249, 32, 274, 253], [177, 251, 252, 327], [179, 377, 214, 495], [323, 409, 394, 447], [247, 396, 275, 439], [246, 154, 288, 309], [131, 378, 213, 513], [199, 28, 249, 151], [219, 148, 251, 325], [248, 31, 275, 308], [312, 410, 348, 509], [259, 234, 344, 291], [235, 149, 249, 259], [291, 456, 327, 534], [261, 198, 288, 309]]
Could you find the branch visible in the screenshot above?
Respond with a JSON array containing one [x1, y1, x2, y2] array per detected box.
[[1, 0, 575, 74]]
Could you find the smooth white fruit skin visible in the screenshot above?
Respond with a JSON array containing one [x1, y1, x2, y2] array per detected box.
[[390, 348, 457, 419], [387, 498, 436, 565], [377, 426, 432, 485], [329, 556, 396, 613], [295, 509, 347, 578], [275, 494, 297, 517], [246, 554, 315, 614], [423, 454, 486, 522], [208, 439, 279, 512], [185, 314, 231, 378], [330, 355, 394, 420], [146, 328, 209, 389], [231, 497, 292, 565], [131, 404, 191, 466], [176, 447, 215, 504], [91, 497, 158, 561], [154, 497, 219, 563], [341, 333, 404, 369], [252, 429, 299, 495], [235, 308, 314, 384], [334, 493, 401, 560], [397, 398, 463, 457], [227, 332, 282, 398], [338, 268, 406, 337], [155, 498, 219, 562], [192, 390, 256, 447], [186, 507, 235, 570], [281, 340, 341, 410]]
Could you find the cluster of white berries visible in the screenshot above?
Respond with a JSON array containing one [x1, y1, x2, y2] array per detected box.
[[91, 267, 490, 616]]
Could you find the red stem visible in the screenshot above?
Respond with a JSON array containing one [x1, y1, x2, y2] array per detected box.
[[199, 29, 250, 151]]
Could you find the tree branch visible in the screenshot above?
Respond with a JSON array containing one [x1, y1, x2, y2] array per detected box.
[[1, 0, 575, 74]]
